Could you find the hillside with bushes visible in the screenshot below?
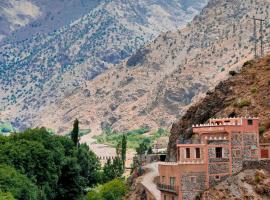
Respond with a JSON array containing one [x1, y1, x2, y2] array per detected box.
[[167, 55, 270, 161], [29, 0, 270, 135]]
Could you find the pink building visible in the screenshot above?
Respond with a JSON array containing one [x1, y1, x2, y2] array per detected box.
[[158, 117, 261, 200]]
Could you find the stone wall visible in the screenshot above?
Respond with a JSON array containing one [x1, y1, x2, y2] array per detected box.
[[208, 163, 229, 174], [243, 134, 257, 146], [182, 192, 200, 200], [231, 132, 242, 146], [181, 172, 206, 191], [181, 172, 206, 200], [209, 175, 230, 187], [243, 160, 270, 171], [232, 159, 242, 174]]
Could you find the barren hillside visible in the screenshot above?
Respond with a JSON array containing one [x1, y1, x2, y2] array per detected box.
[[28, 0, 270, 135]]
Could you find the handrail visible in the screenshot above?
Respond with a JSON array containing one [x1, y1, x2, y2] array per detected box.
[[157, 183, 178, 194]]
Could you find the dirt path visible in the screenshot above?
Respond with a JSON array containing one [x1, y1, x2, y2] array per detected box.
[[141, 162, 161, 200]]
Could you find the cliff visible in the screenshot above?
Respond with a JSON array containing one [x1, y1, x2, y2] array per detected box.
[[167, 55, 270, 161]]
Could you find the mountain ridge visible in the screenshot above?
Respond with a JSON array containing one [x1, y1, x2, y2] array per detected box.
[[31, 0, 270, 134]]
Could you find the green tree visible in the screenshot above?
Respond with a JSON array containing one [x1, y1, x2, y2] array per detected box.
[[121, 135, 127, 168], [85, 179, 127, 200], [0, 191, 15, 200], [56, 157, 86, 200], [71, 119, 80, 147], [0, 164, 38, 200], [84, 190, 103, 200], [100, 179, 127, 200], [76, 144, 101, 187], [102, 159, 114, 182]]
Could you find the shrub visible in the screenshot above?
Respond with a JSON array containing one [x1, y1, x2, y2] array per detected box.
[[250, 86, 257, 94], [259, 126, 265, 135], [85, 179, 127, 200], [100, 179, 127, 200], [234, 99, 251, 108], [0, 192, 15, 200], [229, 70, 237, 76], [243, 60, 253, 67], [0, 165, 38, 200], [254, 171, 265, 183]]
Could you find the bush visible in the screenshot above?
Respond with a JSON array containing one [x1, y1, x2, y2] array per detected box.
[[229, 70, 237, 76], [259, 126, 265, 135], [234, 99, 251, 108], [0, 165, 38, 200], [250, 86, 257, 94], [0, 192, 15, 200], [85, 179, 127, 200], [243, 60, 253, 67]]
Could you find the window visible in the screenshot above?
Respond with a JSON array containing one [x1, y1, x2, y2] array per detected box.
[[170, 177, 176, 187], [172, 197, 175, 200], [196, 148, 201, 158], [248, 119, 253, 125], [162, 176, 165, 184], [251, 149, 257, 156], [190, 176, 197, 183], [215, 147, 223, 158], [215, 175, 220, 181], [164, 195, 167, 200], [186, 148, 190, 158]]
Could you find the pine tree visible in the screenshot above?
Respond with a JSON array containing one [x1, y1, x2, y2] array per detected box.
[[121, 135, 127, 169], [71, 119, 79, 147]]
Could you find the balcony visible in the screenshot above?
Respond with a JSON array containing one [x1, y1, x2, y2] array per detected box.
[[157, 183, 178, 194]]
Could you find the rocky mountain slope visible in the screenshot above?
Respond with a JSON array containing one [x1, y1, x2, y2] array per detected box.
[[0, 0, 207, 131], [201, 168, 270, 200], [22, 0, 270, 135], [167, 55, 270, 161], [0, 0, 101, 43]]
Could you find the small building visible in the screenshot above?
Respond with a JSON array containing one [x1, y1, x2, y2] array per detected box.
[[158, 117, 263, 200]]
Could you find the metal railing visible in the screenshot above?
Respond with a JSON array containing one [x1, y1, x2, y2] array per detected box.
[[157, 183, 178, 194]]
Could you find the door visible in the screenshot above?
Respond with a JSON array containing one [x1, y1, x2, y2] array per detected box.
[[261, 149, 269, 158]]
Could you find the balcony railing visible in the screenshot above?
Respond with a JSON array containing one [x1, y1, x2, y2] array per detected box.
[[157, 183, 178, 194]]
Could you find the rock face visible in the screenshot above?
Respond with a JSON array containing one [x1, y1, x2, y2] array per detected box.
[[167, 56, 270, 161], [201, 168, 270, 200], [0, 0, 207, 131]]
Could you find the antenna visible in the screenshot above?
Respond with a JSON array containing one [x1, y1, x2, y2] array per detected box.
[[251, 16, 265, 58]]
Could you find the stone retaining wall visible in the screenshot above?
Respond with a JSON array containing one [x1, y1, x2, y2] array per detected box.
[[242, 160, 270, 171]]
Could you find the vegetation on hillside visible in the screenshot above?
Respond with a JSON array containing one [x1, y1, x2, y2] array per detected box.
[[93, 128, 168, 149]]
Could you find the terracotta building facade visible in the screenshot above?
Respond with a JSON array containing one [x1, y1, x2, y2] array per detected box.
[[158, 117, 261, 200]]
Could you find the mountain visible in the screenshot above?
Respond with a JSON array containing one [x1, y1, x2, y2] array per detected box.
[[167, 55, 270, 161], [22, 0, 270, 134], [0, 0, 208, 131], [0, 0, 100, 43]]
